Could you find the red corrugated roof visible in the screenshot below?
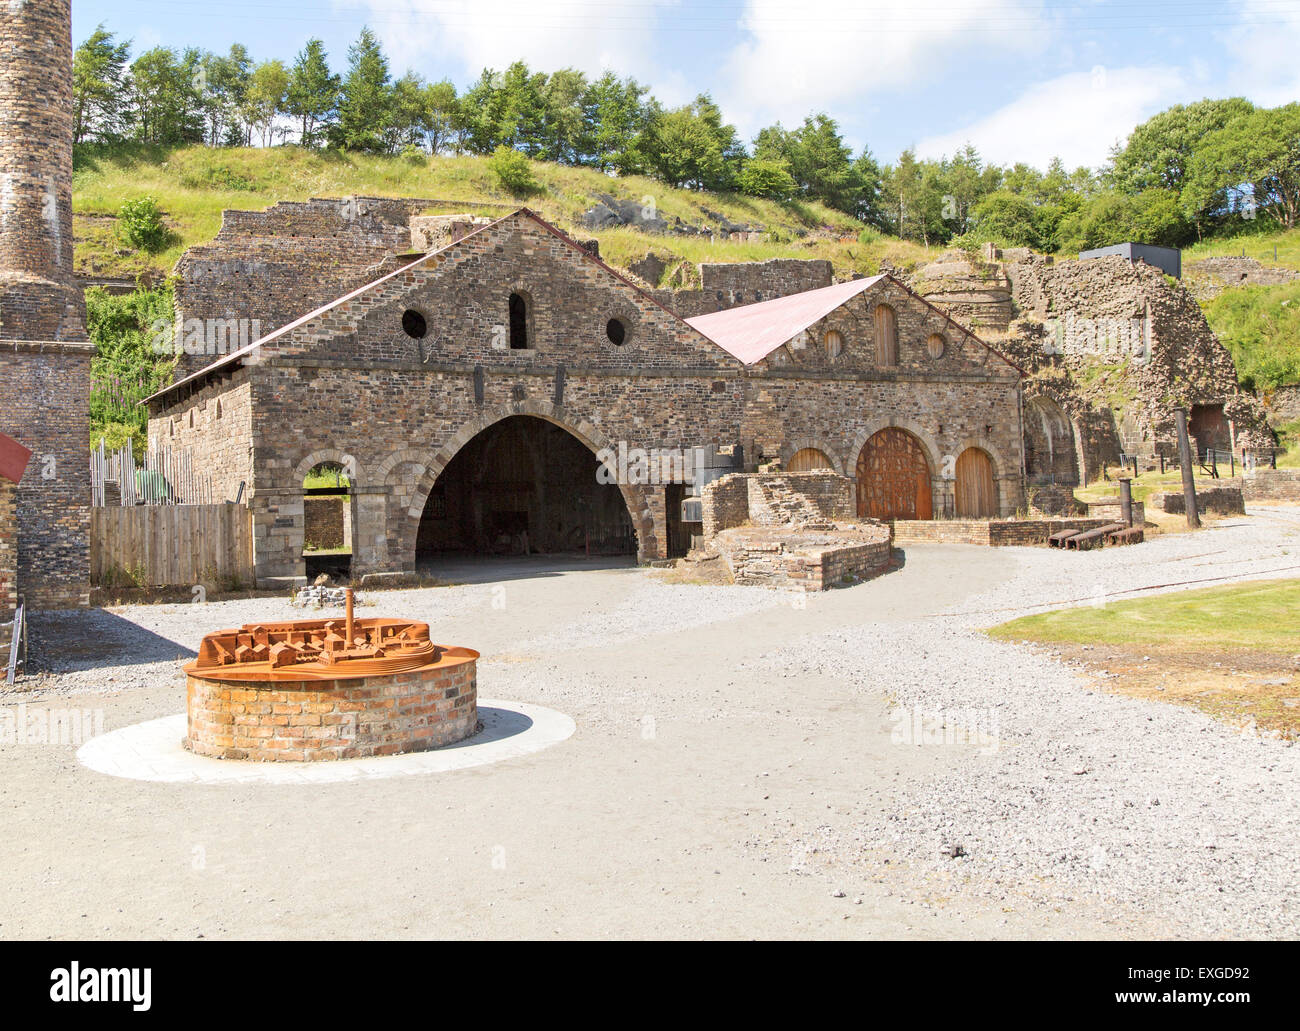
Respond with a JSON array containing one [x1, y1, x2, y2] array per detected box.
[[0, 431, 32, 484], [685, 276, 887, 364]]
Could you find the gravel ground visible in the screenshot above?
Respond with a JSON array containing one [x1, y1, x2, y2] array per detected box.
[[2, 511, 1297, 939], [747, 506, 1300, 939]]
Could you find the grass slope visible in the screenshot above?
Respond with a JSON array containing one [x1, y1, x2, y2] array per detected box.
[[71, 144, 935, 284]]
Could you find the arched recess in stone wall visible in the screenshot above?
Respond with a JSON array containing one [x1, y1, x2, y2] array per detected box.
[[847, 418, 943, 484], [1023, 395, 1078, 486], [378, 400, 658, 570], [292, 448, 368, 489], [780, 439, 845, 475]]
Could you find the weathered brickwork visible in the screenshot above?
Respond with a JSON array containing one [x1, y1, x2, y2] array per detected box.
[[718, 529, 892, 590], [0, 476, 16, 654], [146, 370, 253, 504], [151, 210, 1025, 585], [1242, 469, 1300, 502], [304, 496, 347, 551], [0, 0, 85, 344], [655, 259, 834, 318], [0, 1, 91, 610], [184, 658, 477, 762], [0, 343, 91, 608], [1155, 487, 1246, 515], [892, 517, 1111, 546]]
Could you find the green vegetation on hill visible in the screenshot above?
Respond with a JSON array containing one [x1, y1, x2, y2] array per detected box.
[[1200, 281, 1300, 391], [71, 144, 931, 283]]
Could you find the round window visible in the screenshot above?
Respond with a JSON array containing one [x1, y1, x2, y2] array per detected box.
[[927, 332, 946, 359], [402, 309, 428, 339], [606, 317, 628, 346]]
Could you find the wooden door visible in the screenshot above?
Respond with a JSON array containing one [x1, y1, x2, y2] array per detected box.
[[955, 448, 997, 517], [787, 447, 833, 472], [856, 428, 932, 520]]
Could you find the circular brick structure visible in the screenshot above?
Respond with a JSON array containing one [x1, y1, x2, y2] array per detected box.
[[182, 603, 478, 761]]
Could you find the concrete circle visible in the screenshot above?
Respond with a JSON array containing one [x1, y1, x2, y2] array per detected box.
[[76, 699, 575, 785]]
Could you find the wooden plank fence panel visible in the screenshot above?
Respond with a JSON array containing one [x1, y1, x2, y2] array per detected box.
[[91, 504, 255, 589]]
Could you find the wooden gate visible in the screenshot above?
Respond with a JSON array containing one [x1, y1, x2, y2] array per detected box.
[[955, 448, 997, 517], [856, 428, 932, 520], [787, 447, 834, 472]]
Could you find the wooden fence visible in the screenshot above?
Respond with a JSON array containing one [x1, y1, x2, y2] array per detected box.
[[91, 503, 253, 588]]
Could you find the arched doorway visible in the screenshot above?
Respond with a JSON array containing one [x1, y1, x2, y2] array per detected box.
[[856, 427, 933, 520], [301, 459, 352, 581], [787, 447, 834, 472], [1024, 396, 1078, 486], [415, 415, 636, 561], [955, 448, 998, 517]]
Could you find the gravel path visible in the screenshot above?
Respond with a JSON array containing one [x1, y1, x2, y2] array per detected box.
[[3, 511, 1297, 938], [748, 506, 1300, 938]]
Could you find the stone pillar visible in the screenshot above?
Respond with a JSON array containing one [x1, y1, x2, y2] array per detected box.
[[349, 487, 393, 578], [640, 487, 667, 561], [0, 476, 16, 654], [251, 488, 306, 588]]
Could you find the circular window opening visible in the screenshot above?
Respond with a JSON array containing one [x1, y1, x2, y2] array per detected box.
[[606, 317, 628, 346], [927, 332, 946, 359], [824, 329, 844, 359], [402, 309, 428, 339]]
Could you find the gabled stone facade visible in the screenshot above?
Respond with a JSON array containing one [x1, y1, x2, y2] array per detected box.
[[149, 209, 1026, 586]]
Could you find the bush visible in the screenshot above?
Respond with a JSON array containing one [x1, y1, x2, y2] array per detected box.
[[736, 158, 798, 200], [487, 146, 541, 197], [117, 196, 171, 253]]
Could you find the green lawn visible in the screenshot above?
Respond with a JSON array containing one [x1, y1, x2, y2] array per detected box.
[[988, 578, 1300, 654]]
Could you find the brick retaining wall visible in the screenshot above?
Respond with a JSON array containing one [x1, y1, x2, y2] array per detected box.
[[184, 650, 478, 762], [892, 517, 1111, 547], [1242, 469, 1300, 502]]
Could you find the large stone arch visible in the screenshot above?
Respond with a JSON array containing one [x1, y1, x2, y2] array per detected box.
[[379, 400, 659, 570], [847, 417, 943, 481], [1023, 394, 1079, 486]]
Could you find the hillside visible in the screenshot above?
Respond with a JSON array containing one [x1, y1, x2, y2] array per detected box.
[[71, 145, 935, 286]]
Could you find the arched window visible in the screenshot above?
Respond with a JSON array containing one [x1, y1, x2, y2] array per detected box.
[[508, 292, 531, 350], [824, 329, 844, 359], [874, 304, 898, 366]]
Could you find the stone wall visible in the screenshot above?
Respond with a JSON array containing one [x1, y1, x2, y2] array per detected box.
[[913, 251, 1014, 333], [1154, 487, 1246, 515], [146, 370, 253, 505], [722, 532, 892, 590], [1184, 256, 1299, 301], [655, 258, 833, 318], [0, 342, 91, 607], [701, 473, 750, 537], [1241, 469, 1300, 502], [0, 476, 15, 655], [892, 517, 1111, 546]]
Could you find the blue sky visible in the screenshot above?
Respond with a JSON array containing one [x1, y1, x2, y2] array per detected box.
[[76, 1, 1300, 170]]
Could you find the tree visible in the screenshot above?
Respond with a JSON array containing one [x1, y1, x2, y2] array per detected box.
[[330, 27, 392, 153], [540, 68, 589, 165], [241, 60, 289, 147], [73, 25, 131, 143], [1186, 104, 1300, 230], [640, 94, 741, 191], [422, 79, 460, 154], [737, 158, 798, 200], [1110, 98, 1255, 237], [970, 191, 1042, 248], [582, 72, 650, 173], [197, 45, 251, 147], [286, 40, 338, 147], [754, 114, 877, 216], [128, 46, 205, 146]]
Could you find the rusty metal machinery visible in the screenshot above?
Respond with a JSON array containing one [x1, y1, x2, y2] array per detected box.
[[184, 590, 474, 681]]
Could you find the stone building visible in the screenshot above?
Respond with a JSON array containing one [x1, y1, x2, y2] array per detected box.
[[147, 208, 1025, 587], [0, 0, 92, 609]]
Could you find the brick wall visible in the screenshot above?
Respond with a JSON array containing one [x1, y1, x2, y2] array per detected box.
[[701, 473, 750, 537], [726, 536, 892, 591], [147, 371, 253, 504], [1242, 469, 1300, 502], [892, 516, 1111, 546], [304, 495, 347, 550], [1155, 487, 1246, 515], [0, 342, 91, 607], [184, 651, 477, 761], [0, 477, 15, 655]]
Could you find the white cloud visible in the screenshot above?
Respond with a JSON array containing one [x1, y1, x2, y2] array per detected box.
[[915, 65, 1188, 169], [717, 0, 1050, 134], [1219, 1, 1300, 106], [333, 0, 681, 87]]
